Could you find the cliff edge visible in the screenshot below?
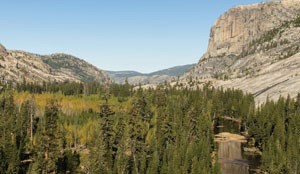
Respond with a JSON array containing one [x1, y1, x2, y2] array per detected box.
[[182, 0, 300, 104]]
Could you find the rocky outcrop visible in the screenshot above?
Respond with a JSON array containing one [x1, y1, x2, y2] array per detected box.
[[182, 0, 300, 104], [0, 46, 110, 85], [206, 0, 299, 58], [0, 44, 8, 57], [42, 53, 110, 83]]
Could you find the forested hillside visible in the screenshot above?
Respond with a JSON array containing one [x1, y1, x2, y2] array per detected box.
[[0, 81, 299, 173]]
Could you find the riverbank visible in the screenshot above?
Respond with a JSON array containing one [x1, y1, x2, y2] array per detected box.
[[214, 132, 262, 174], [215, 132, 247, 143]]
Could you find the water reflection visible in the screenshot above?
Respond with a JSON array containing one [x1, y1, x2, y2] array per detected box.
[[215, 117, 261, 174], [218, 141, 249, 174]]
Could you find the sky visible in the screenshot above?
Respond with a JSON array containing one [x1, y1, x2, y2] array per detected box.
[[0, 0, 263, 73]]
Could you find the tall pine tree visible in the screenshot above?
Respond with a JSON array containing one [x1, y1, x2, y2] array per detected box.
[[36, 99, 62, 174]]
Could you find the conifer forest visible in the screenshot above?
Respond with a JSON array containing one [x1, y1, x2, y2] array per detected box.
[[0, 82, 299, 174]]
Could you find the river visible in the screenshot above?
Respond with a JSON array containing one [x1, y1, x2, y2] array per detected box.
[[214, 118, 261, 174]]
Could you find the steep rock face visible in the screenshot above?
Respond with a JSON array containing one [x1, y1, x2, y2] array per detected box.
[[182, 0, 300, 104], [0, 48, 110, 85], [206, 1, 299, 58]]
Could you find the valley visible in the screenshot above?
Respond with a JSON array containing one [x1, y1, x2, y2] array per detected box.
[[107, 64, 195, 85], [0, 0, 300, 173]]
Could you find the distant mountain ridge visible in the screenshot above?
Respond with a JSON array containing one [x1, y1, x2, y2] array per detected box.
[[107, 64, 195, 84], [0, 44, 110, 85], [148, 64, 196, 77]]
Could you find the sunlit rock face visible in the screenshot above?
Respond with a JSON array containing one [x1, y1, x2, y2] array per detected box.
[[181, 0, 300, 105], [282, 0, 300, 5], [0, 43, 111, 85], [206, 0, 300, 58], [218, 141, 249, 174]]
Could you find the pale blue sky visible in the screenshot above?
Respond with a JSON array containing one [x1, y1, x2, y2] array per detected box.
[[0, 0, 262, 73]]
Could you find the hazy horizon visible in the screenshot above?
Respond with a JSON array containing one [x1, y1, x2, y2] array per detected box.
[[0, 0, 262, 73]]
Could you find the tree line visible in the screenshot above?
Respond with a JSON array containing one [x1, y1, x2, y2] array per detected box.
[[0, 81, 299, 173]]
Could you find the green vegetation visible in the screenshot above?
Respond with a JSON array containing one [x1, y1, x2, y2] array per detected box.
[[279, 45, 300, 60], [248, 95, 300, 173], [0, 81, 299, 173], [239, 21, 293, 58], [294, 15, 300, 27], [243, 27, 282, 57], [41, 54, 98, 82]]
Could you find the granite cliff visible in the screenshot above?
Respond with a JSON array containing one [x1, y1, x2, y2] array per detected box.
[[182, 0, 300, 104]]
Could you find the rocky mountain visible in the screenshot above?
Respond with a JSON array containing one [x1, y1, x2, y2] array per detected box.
[[181, 0, 300, 104], [108, 64, 195, 84], [0, 44, 110, 85], [107, 71, 143, 83]]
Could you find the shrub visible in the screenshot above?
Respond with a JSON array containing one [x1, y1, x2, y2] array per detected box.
[[294, 16, 300, 27]]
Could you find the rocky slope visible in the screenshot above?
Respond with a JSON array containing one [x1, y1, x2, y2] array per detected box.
[[108, 64, 195, 85], [0, 44, 110, 85], [181, 0, 300, 104], [0, 44, 8, 57]]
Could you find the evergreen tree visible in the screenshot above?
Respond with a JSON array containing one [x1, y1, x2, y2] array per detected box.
[[113, 113, 131, 174], [89, 130, 108, 174], [16, 98, 36, 173], [36, 100, 62, 174], [100, 103, 115, 171], [0, 93, 19, 174], [90, 102, 115, 173], [57, 150, 80, 173], [128, 95, 152, 174]]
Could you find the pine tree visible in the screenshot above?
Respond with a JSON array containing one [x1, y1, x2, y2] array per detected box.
[[0, 147, 7, 173], [100, 103, 115, 171], [113, 118, 130, 174], [16, 98, 35, 173], [90, 103, 115, 173], [128, 95, 152, 173], [36, 99, 62, 174], [0, 93, 19, 174], [57, 150, 80, 173], [146, 150, 159, 174], [113, 113, 130, 174], [89, 130, 107, 174]]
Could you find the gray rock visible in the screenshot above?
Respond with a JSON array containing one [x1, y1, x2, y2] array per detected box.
[[0, 43, 8, 57], [181, 0, 300, 105], [0, 44, 110, 85]]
